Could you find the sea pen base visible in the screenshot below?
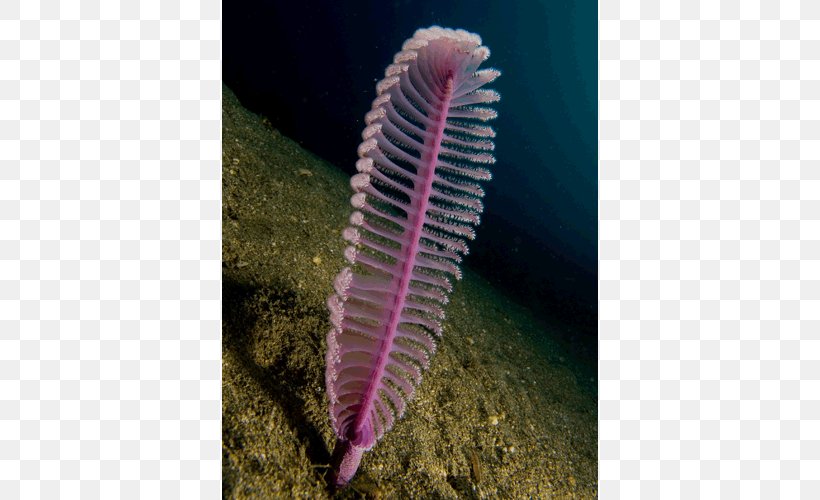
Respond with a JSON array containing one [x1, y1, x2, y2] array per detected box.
[[331, 440, 365, 487]]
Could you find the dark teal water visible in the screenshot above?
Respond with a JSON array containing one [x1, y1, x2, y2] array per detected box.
[[224, 0, 597, 364]]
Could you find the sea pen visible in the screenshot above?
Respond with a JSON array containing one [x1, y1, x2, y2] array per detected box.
[[325, 26, 500, 486]]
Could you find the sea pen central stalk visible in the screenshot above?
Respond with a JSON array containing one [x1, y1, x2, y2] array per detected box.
[[348, 76, 455, 450]]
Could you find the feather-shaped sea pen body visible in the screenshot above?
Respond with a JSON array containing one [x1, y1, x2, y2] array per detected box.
[[326, 26, 500, 486]]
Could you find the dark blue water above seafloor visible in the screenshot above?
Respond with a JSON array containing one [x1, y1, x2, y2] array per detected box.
[[223, 0, 598, 364]]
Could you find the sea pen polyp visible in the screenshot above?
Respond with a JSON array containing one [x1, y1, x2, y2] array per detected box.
[[325, 26, 500, 486]]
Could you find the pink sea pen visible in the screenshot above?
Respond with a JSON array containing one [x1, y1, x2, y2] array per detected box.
[[325, 26, 500, 486]]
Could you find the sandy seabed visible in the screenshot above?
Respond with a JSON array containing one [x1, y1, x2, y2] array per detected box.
[[221, 84, 597, 499]]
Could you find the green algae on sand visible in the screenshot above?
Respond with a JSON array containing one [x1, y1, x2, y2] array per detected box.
[[221, 84, 597, 499]]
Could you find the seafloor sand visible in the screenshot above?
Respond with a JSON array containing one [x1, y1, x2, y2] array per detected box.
[[221, 84, 597, 499]]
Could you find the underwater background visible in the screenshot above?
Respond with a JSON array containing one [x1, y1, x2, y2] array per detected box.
[[222, 1, 597, 497], [224, 1, 598, 366]]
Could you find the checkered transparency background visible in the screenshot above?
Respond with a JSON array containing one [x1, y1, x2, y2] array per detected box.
[[600, 1, 820, 499], [0, 1, 221, 498]]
